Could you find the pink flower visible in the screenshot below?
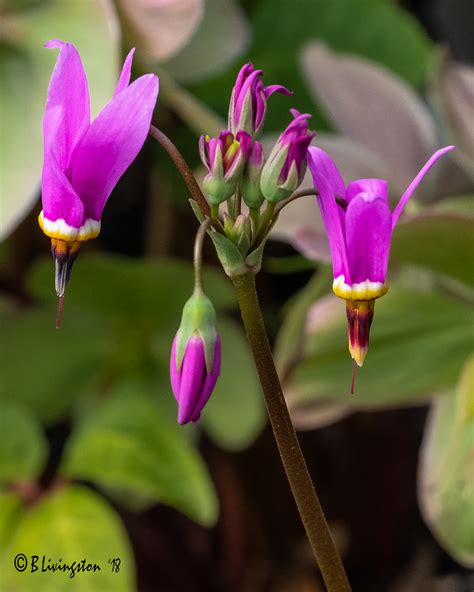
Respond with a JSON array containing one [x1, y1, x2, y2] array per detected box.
[[39, 40, 158, 299], [307, 144, 455, 366]]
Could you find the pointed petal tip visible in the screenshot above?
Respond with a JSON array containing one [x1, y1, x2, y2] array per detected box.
[[44, 39, 66, 49]]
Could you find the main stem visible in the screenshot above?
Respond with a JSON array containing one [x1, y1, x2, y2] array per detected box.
[[232, 273, 350, 592]]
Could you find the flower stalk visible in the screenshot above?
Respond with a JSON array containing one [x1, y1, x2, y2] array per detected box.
[[232, 272, 350, 591]]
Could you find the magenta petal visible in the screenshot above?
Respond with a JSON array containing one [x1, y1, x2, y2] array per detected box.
[[42, 156, 84, 227], [43, 40, 90, 172], [346, 179, 388, 203], [177, 337, 206, 425], [70, 73, 159, 221], [391, 146, 455, 228], [345, 194, 392, 284], [307, 146, 345, 197], [169, 337, 181, 402], [191, 336, 221, 423], [307, 147, 350, 282], [115, 48, 135, 95], [263, 84, 292, 97]]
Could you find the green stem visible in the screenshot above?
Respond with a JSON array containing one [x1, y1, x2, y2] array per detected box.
[[193, 219, 212, 292], [149, 125, 210, 217], [232, 273, 351, 592], [253, 201, 275, 246]]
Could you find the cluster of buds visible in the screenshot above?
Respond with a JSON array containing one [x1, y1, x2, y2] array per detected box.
[[198, 64, 314, 257]]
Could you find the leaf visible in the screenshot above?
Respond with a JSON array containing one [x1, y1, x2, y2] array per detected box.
[[190, 0, 432, 132], [202, 318, 266, 451], [0, 404, 47, 484], [117, 0, 204, 62], [0, 0, 118, 240], [300, 42, 436, 191], [0, 492, 23, 550], [61, 392, 218, 527], [431, 51, 474, 177], [163, 0, 251, 83], [391, 212, 474, 288], [208, 232, 247, 277], [0, 308, 108, 422], [28, 254, 236, 322], [285, 289, 474, 414], [0, 485, 135, 592], [418, 357, 474, 567], [274, 268, 332, 377]]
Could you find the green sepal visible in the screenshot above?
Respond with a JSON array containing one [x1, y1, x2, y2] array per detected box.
[[203, 175, 236, 205], [209, 231, 247, 277], [175, 293, 218, 374]]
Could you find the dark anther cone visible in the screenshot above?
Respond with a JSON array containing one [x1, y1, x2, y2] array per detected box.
[[345, 299, 375, 367], [51, 238, 81, 298]]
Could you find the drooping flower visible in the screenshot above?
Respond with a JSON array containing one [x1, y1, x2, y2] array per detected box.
[[199, 129, 252, 205], [307, 144, 455, 368], [170, 292, 221, 424], [228, 63, 292, 137], [260, 109, 315, 202], [39, 40, 159, 305]]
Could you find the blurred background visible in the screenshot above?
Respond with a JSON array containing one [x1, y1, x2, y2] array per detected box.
[[0, 0, 473, 591]]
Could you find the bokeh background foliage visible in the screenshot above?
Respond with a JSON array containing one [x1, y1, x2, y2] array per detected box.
[[0, 0, 473, 590]]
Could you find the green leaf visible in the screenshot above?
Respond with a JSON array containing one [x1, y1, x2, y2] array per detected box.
[[0, 308, 108, 422], [418, 357, 474, 567], [391, 212, 474, 288], [0, 0, 118, 240], [190, 0, 432, 132], [28, 254, 235, 323], [0, 485, 134, 591], [0, 404, 47, 484], [202, 318, 265, 451], [0, 492, 24, 551], [61, 392, 218, 527], [274, 267, 332, 377], [285, 289, 474, 415], [208, 232, 247, 277]]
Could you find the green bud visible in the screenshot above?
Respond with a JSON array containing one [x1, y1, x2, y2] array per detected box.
[[175, 292, 218, 373]]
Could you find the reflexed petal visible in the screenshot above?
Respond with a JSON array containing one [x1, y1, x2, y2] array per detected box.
[[170, 337, 181, 401], [70, 74, 159, 221], [263, 84, 292, 98], [391, 146, 455, 229], [346, 179, 388, 203], [307, 147, 350, 281], [345, 194, 392, 284], [306, 145, 345, 197], [43, 40, 90, 171], [178, 336, 206, 425], [114, 48, 135, 95], [191, 336, 221, 422]]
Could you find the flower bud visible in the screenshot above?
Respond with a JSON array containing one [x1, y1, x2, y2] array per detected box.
[[228, 63, 292, 137], [199, 130, 252, 205], [260, 109, 314, 202], [170, 292, 221, 424], [241, 141, 265, 209]]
